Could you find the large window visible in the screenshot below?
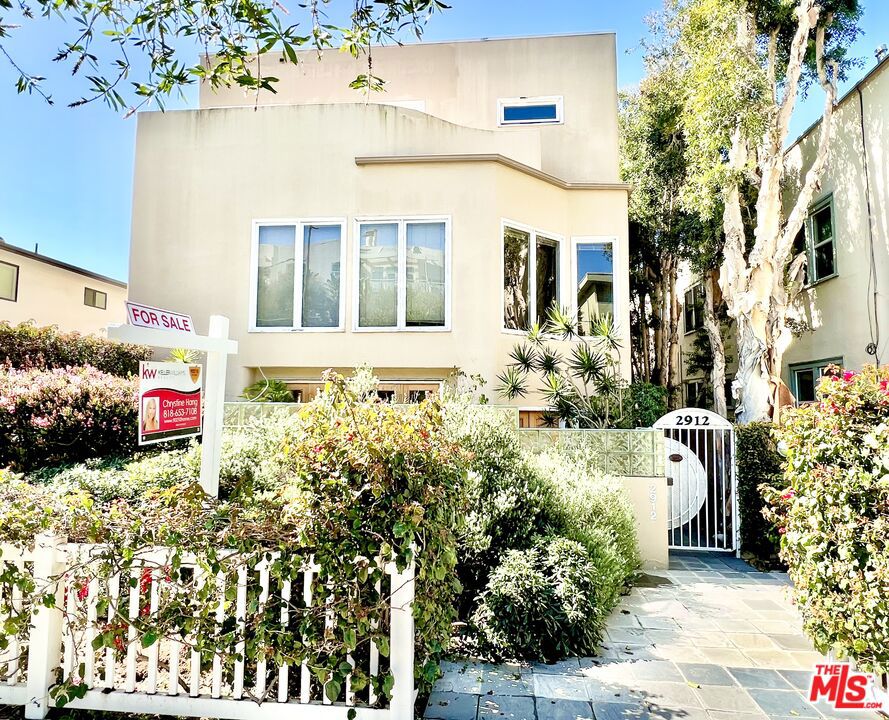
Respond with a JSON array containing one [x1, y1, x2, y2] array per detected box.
[[252, 220, 344, 330], [794, 196, 837, 285], [684, 283, 704, 333], [790, 357, 842, 404], [84, 287, 107, 309], [502, 223, 562, 331], [356, 218, 448, 330], [498, 96, 564, 126], [573, 239, 614, 336], [0, 261, 18, 302]]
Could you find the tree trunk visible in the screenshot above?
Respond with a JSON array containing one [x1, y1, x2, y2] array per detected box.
[[640, 294, 652, 382], [652, 277, 666, 387], [666, 260, 681, 408], [702, 269, 728, 417]]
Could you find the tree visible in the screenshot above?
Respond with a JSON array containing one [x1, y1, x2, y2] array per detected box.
[[669, 0, 861, 422], [0, 0, 448, 112]]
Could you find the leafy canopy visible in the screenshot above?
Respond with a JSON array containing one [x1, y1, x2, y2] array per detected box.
[[0, 0, 449, 112]]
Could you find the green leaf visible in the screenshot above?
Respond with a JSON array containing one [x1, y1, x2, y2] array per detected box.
[[141, 631, 158, 648]]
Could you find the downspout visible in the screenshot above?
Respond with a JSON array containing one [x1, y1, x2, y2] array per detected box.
[[857, 85, 881, 365]]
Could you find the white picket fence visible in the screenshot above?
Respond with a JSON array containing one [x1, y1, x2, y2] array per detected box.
[[0, 535, 415, 720]]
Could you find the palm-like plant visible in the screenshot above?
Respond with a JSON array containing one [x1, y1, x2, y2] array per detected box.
[[496, 304, 624, 428]]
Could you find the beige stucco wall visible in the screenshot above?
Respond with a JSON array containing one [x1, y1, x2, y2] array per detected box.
[[782, 59, 889, 378], [199, 34, 620, 184], [0, 245, 127, 334], [129, 103, 630, 401], [620, 476, 669, 571]]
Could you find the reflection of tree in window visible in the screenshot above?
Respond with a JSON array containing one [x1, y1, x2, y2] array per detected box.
[[407, 223, 446, 327], [575, 242, 613, 335], [359, 223, 398, 327], [256, 225, 295, 327], [302, 224, 341, 328], [536, 237, 559, 326], [810, 203, 835, 281], [503, 227, 530, 330]]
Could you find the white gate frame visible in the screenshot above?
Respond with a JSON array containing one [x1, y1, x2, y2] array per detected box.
[[654, 408, 739, 554]]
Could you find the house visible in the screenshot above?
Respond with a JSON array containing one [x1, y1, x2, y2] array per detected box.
[[679, 52, 889, 411], [127, 33, 632, 423], [0, 239, 127, 334]]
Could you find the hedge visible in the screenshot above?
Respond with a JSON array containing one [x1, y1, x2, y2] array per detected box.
[[0, 321, 151, 376], [0, 364, 138, 470], [764, 365, 889, 673], [735, 422, 785, 569]]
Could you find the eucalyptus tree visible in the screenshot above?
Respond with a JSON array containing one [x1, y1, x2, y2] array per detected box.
[[0, 0, 448, 112], [670, 0, 862, 422]]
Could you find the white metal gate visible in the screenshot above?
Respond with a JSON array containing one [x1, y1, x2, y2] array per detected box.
[[653, 408, 738, 552]]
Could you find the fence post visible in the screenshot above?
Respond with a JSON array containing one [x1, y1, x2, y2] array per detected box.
[[25, 535, 65, 720], [199, 314, 230, 497], [389, 559, 415, 720]]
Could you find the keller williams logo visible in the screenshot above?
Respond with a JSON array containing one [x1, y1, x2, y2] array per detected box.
[[808, 663, 884, 711]]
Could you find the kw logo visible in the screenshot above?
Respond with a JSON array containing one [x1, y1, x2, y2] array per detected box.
[[809, 663, 884, 711], [142, 367, 157, 380]]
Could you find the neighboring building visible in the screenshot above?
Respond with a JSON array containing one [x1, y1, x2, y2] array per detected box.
[[0, 239, 127, 334], [128, 33, 632, 420], [678, 53, 889, 412]]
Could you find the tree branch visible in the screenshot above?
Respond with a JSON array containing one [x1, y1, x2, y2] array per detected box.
[[775, 0, 819, 150]]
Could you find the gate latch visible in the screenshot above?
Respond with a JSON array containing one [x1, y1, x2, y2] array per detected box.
[[666, 477, 674, 486]]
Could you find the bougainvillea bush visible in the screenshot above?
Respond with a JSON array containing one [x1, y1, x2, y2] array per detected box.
[[763, 364, 889, 672], [0, 364, 138, 470], [0, 372, 467, 705], [0, 321, 151, 376]]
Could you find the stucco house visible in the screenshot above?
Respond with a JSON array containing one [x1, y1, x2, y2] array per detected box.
[[127, 33, 631, 423], [679, 52, 889, 411], [0, 239, 127, 334]]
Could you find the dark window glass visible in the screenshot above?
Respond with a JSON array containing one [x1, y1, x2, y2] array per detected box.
[[503, 227, 530, 330], [84, 287, 107, 309], [794, 369, 817, 403], [809, 202, 836, 281], [502, 103, 559, 123], [535, 237, 559, 326]]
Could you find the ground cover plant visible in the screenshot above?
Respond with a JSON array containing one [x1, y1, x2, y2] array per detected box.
[[764, 364, 889, 673]]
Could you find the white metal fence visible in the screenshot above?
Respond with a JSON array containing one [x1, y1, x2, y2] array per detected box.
[[0, 535, 415, 720]]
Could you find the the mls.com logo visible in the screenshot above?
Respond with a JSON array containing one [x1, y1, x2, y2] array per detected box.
[[809, 663, 885, 711]]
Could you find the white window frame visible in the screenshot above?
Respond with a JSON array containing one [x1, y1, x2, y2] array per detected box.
[[249, 217, 347, 333], [497, 95, 564, 127], [353, 215, 451, 333], [570, 236, 621, 333], [501, 218, 567, 335], [0, 260, 19, 302]]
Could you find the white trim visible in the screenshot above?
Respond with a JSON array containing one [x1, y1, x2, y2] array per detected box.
[[497, 95, 564, 126], [500, 218, 565, 334], [353, 215, 452, 332], [249, 218, 347, 333], [570, 235, 621, 334]]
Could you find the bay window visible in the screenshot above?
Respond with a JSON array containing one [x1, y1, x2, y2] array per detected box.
[[502, 222, 562, 331], [251, 220, 344, 330], [356, 217, 449, 330]]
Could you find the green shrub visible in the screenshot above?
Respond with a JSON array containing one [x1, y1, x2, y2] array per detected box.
[[241, 378, 296, 402], [0, 321, 150, 376], [765, 365, 889, 672], [735, 422, 785, 568], [471, 536, 602, 662], [616, 382, 668, 428], [0, 365, 138, 471]]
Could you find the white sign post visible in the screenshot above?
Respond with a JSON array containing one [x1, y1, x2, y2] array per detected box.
[[108, 314, 237, 497]]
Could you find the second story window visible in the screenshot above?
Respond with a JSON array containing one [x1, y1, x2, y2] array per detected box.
[[574, 239, 613, 336], [0, 261, 18, 302], [808, 197, 836, 283], [503, 223, 562, 331], [84, 287, 107, 309], [498, 96, 564, 126], [684, 283, 705, 333], [251, 220, 344, 331], [356, 218, 449, 330]]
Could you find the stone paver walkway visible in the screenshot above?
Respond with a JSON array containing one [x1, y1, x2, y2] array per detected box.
[[426, 552, 884, 720]]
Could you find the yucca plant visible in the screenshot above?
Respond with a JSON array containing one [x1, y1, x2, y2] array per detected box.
[[496, 305, 624, 428]]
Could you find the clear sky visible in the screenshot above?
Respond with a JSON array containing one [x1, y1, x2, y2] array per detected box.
[[0, 0, 887, 282]]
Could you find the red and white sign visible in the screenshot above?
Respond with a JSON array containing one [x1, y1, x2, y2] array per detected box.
[[809, 663, 884, 712], [138, 361, 203, 446], [127, 302, 194, 333]]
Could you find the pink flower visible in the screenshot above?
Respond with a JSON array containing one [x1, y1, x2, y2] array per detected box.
[[843, 371, 856, 382], [781, 489, 796, 500]]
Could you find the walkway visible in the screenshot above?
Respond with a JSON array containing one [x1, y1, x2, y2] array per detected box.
[[426, 552, 883, 720]]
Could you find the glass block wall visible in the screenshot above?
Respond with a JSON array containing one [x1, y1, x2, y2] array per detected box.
[[517, 429, 666, 477]]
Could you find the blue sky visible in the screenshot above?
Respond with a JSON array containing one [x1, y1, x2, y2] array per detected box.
[[0, 0, 887, 282]]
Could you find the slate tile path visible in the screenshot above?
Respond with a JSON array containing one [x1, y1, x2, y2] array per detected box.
[[426, 552, 884, 720]]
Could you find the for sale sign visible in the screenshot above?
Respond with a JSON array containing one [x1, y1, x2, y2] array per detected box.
[[138, 361, 203, 445]]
